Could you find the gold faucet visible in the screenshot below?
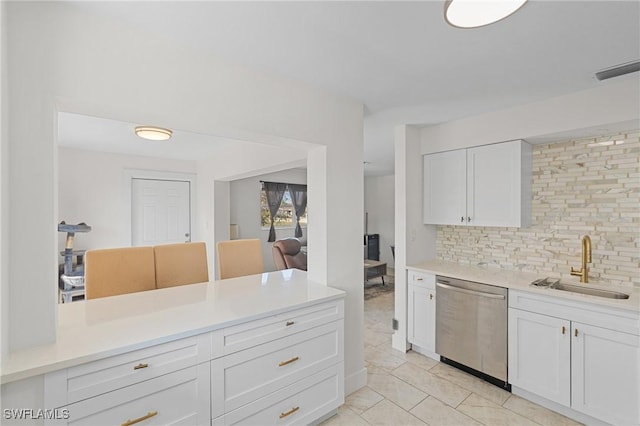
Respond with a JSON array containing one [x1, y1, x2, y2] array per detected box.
[[570, 235, 592, 283]]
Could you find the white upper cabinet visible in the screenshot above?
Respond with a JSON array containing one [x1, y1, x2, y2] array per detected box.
[[423, 150, 467, 225], [423, 140, 532, 227]]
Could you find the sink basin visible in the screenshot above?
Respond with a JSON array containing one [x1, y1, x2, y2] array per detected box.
[[550, 282, 630, 299]]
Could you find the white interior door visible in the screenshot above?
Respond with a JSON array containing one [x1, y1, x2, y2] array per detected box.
[[132, 179, 191, 246]]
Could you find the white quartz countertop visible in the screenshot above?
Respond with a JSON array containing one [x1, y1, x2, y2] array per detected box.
[[408, 260, 640, 313], [1, 269, 345, 384]]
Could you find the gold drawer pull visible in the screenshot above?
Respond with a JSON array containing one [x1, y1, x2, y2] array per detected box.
[[278, 356, 300, 367], [562, 326, 566, 334], [575, 329, 578, 337], [122, 411, 158, 426], [429, 294, 433, 300], [416, 277, 423, 281], [279, 406, 299, 419], [133, 363, 149, 370], [286, 321, 295, 326]]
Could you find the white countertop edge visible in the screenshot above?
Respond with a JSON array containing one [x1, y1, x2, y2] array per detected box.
[[407, 260, 640, 314], [1, 270, 346, 384]]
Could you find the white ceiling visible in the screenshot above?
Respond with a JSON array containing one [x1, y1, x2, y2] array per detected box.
[[60, 1, 640, 174], [58, 112, 243, 161]]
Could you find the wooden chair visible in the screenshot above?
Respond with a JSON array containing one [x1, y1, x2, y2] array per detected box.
[[154, 242, 209, 289], [217, 239, 263, 279], [84, 247, 156, 299]]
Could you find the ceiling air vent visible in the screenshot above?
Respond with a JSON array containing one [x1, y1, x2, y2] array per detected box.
[[595, 60, 640, 81]]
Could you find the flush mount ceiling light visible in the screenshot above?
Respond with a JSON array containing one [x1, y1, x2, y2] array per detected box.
[[134, 126, 173, 141], [444, 0, 528, 29]]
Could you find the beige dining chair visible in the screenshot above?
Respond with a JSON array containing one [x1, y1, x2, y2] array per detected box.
[[84, 246, 156, 299], [154, 242, 209, 289], [217, 239, 264, 279]]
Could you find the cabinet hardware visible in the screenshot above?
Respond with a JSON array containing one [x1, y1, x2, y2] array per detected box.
[[416, 277, 423, 281], [562, 326, 565, 334], [467, 217, 471, 222], [461, 216, 464, 223], [133, 363, 149, 370], [279, 406, 299, 419], [430, 294, 433, 300], [286, 321, 295, 326], [575, 329, 578, 337], [278, 356, 300, 367], [121, 411, 158, 426]]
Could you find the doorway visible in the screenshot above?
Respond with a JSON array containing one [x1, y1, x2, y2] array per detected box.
[[131, 178, 191, 246]]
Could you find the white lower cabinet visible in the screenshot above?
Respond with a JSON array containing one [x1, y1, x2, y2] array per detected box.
[[210, 300, 344, 424], [211, 321, 343, 417], [571, 322, 639, 425], [509, 290, 639, 426], [508, 308, 570, 406], [407, 271, 436, 357], [64, 365, 210, 426], [44, 298, 345, 426], [212, 364, 343, 426]]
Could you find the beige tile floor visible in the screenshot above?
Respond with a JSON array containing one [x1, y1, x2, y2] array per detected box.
[[321, 289, 583, 426]]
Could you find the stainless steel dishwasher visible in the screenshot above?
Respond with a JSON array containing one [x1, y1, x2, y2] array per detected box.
[[435, 275, 509, 387]]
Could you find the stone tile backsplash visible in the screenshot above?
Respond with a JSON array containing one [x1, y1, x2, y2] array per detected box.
[[437, 131, 640, 287]]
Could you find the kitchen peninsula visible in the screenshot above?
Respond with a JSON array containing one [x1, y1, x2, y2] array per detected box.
[[1, 269, 345, 425]]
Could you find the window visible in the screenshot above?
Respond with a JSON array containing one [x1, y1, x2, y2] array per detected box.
[[260, 183, 307, 228]]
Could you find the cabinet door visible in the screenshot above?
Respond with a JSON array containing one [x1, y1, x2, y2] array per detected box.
[[508, 309, 570, 406], [467, 140, 528, 227], [571, 322, 639, 425], [407, 284, 435, 352], [423, 150, 466, 225]]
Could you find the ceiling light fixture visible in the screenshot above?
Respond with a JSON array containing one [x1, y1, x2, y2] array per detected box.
[[444, 0, 528, 29], [134, 126, 173, 141]]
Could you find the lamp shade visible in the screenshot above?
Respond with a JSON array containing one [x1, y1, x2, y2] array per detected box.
[[445, 0, 528, 28]]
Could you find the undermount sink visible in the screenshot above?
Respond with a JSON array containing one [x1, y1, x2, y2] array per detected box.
[[549, 282, 630, 300]]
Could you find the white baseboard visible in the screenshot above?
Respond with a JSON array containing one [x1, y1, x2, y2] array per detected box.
[[511, 386, 607, 426], [410, 343, 440, 361], [391, 333, 410, 353], [345, 366, 367, 396]]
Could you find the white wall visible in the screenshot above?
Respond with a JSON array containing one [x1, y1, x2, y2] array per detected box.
[[230, 168, 307, 273], [393, 125, 437, 352], [57, 147, 197, 253], [212, 180, 231, 280], [3, 2, 364, 395], [364, 174, 395, 266], [0, 0, 7, 366], [420, 78, 640, 154]]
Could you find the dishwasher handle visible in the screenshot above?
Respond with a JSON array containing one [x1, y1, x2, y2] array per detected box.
[[436, 281, 505, 300]]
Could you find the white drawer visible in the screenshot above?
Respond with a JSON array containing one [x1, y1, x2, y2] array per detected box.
[[50, 365, 210, 426], [46, 335, 211, 408], [211, 321, 343, 418], [407, 270, 435, 289], [212, 363, 343, 426], [212, 299, 343, 357], [509, 290, 639, 335]]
